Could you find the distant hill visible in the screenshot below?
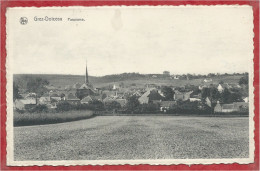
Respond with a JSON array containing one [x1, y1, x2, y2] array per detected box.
[[14, 73, 244, 89]]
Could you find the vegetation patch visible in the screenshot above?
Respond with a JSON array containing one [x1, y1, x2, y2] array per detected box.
[[13, 110, 94, 127]]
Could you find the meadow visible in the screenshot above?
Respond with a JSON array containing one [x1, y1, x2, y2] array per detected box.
[[14, 116, 249, 160], [13, 110, 93, 126]]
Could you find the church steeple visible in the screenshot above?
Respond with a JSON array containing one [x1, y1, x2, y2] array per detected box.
[[85, 60, 89, 84]]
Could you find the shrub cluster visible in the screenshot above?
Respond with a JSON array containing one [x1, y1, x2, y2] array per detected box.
[[56, 100, 105, 112], [16, 100, 106, 114]]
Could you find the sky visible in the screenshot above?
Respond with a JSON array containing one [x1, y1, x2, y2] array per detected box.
[[7, 6, 254, 76]]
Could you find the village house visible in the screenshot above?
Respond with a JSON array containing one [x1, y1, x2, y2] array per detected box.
[[138, 89, 163, 104], [243, 97, 249, 103], [66, 93, 80, 105], [217, 84, 224, 93], [14, 98, 37, 110], [190, 97, 201, 102], [76, 63, 97, 99], [81, 96, 93, 104], [174, 90, 193, 101], [25, 92, 37, 99], [73, 83, 82, 89], [103, 96, 114, 103], [103, 96, 127, 107], [102, 90, 117, 97], [205, 97, 212, 107], [217, 83, 239, 93], [39, 93, 51, 105], [198, 85, 208, 90], [132, 90, 143, 97], [214, 101, 249, 113], [233, 102, 249, 112], [77, 83, 96, 97], [80, 94, 103, 104], [50, 93, 61, 101]]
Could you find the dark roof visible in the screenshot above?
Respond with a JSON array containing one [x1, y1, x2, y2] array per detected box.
[[148, 90, 163, 101]]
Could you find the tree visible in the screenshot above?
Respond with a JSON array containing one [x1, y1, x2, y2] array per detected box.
[[239, 75, 248, 85], [105, 101, 121, 111], [221, 88, 231, 103], [140, 102, 158, 113], [102, 93, 107, 100], [26, 77, 49, 96], [88, 100, 104, 111], [202, 87, 219, 102], [207, 73, 216, 77], [161, 86, 174, 101], [209, 87, 220, 103], [201, 87, 210, 99], [229, 92, 243, 102], [13, 82, 22, 101], [56, 101, 73, 112], [125, 95, 140, 113]]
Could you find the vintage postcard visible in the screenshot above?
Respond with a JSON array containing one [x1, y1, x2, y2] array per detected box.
[[5, 5, 255, 166]]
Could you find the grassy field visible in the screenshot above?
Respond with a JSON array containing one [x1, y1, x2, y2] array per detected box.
[[13, 110, 93, 126], [14, 116, 249, 160]]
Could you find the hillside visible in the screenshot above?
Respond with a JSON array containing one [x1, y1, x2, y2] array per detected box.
[[13, 73, 244, 89]]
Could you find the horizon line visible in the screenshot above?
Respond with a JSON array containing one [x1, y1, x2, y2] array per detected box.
[[13, 71, 248, 77]]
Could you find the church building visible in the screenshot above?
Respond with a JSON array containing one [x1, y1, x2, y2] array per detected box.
[[76, 62, 96, 99]]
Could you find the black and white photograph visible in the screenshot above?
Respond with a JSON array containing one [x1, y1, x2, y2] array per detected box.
[[6, 6, 254, 165]]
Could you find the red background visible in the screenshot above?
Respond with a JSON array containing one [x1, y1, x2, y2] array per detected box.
[[1, 1, 259, 170]]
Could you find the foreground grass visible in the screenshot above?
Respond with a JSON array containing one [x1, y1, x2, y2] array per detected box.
[[13, 110, 94, 127], [14, 116, 249, 160]]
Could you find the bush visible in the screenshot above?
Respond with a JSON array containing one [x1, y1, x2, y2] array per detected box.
[[56, 101, 73, 112], [140, 103, 158, 113], [105, 101, 121, 111], [28, 104, 48, 113], [166, 101, 212, 115], [88, 100, 104, 111], [13, 110, 94, 126], [75, 103, 89, 110]]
